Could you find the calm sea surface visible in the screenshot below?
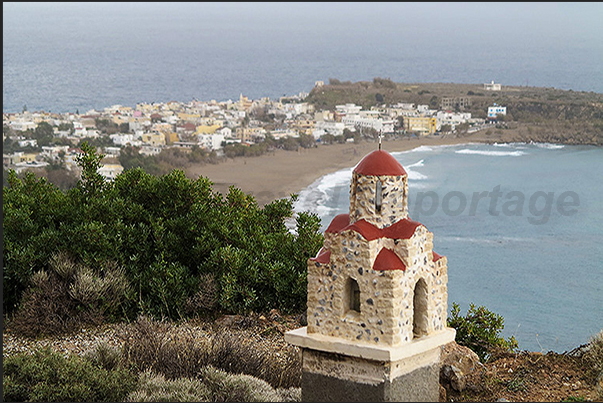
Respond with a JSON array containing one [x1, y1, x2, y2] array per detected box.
[[3, 2, 603, 113], [294, 143, 603, 353]]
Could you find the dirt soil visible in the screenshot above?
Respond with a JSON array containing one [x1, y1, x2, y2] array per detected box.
[[446, 349, 601, 402]]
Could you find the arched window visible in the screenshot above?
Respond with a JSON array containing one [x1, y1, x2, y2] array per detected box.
[[375, 179, 383, 212], [413, 278, 429, 339], [349, 278, 361, 313]]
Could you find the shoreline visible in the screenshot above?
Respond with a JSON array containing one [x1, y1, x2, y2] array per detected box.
[[186, 131, 508, 206]]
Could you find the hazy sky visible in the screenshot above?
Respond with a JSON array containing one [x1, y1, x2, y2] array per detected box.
[[4, 2, 602, 36], [5, 2, 602, 53]]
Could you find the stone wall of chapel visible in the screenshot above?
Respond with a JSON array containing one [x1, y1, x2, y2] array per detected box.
[[306, 227, 448, 347], [349, 173, 408, 228]]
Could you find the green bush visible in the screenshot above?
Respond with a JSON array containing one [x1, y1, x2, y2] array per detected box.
[[3, 347, 137, 402], [447, 302, 518, 362]]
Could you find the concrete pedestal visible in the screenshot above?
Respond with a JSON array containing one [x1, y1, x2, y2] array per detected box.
[[285, 327, 455, 402]]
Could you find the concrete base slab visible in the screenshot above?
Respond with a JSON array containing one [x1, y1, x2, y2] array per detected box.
[[302, 361, 440, 402], [290, 329, 456, 402]]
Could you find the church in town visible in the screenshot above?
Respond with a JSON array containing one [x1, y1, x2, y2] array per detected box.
[[286, 147, 455, 402]]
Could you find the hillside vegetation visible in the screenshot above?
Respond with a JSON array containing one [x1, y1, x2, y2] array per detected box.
[[306, 78, 603, 145], [3, 143, 323, 336]]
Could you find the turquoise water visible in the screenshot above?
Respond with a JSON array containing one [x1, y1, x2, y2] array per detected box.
[[294, 143, 603, 353]]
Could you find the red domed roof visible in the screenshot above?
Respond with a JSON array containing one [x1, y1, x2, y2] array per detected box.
[[332, 218, 425, 241], [353, 150, 407, 176], [310, 247, 331, 264], [325, 213, 350, 234], [373, 248, 406, 271]]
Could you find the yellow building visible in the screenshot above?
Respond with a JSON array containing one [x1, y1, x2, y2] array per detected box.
[[236, 94, 253, 111], [404, 116, 437, 135], [291, 119, 315, 136], [141, 132, 166, 146], [178, 112, 201, 122], [196, 124, 221, 135], [164, 131, 179, 145], [236, 127, 265, 142]]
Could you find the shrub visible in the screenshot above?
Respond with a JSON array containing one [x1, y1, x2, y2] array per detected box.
[[198, 365, 280, 402], [83, 341, 122, 372], [2, 346, 137, 402], [185, 272, 219, 316], [276, 387, 302, 402], [126, 370, 211, 402], [121, 316, 301, 388], [447, 302, 518, 362], [10, 252, 129, 337], [582, 329, 603, 386]]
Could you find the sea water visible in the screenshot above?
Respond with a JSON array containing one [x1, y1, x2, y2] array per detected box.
[[294, 143, 603, 353], [4, 3, 603, 113]]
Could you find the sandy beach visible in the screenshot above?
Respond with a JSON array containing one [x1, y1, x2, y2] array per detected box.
[[186, 131, 506, 206]]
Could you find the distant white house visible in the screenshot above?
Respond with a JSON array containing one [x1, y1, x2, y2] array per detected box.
[[110, 133, 136, 146], [18, 139, 38, 148], [436, 111, 472, 131], [10, 119, 36, 132], [313, 120, 345, 139], [198, 133, 225, 151], [484, 81, 502, 91], [98, 164, 124, 181], [488, 104, 507, 119]]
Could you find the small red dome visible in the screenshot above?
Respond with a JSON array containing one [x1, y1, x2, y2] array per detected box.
[[373, 248, 406, 271], [353, 150, 407, 176], [325, 213, 350, 234], [310, 247, 331, 264]]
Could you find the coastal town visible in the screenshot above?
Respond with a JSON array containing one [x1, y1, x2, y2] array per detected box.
[[3, 80, 507, 182]]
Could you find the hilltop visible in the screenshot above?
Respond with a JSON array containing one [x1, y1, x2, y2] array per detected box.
[[306, 79, 603, 145]]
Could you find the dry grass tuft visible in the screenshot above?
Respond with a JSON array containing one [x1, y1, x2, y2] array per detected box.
[[120, 315, 301, 389]]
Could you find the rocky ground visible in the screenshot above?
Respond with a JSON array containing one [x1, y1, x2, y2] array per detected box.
[[3, 312, 602, 402]]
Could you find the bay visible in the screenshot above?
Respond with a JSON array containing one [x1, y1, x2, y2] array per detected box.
[[294, 143, 603, 353]]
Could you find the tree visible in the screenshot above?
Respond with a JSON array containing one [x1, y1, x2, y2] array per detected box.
[[33, 121, 54, 147], [76, 141, 106, 198]]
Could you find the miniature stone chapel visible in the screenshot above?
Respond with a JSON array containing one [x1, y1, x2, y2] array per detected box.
[[285, 147, 456, 402]]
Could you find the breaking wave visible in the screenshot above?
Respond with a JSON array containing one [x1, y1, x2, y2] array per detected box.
[[455, 149, 526, 157]]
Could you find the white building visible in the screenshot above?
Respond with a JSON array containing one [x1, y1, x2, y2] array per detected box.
[[341, 115, 395, 134], [10, 119, 36, 132], [18, 139, 38, 148], [198, 133, 226, 151], [313, 121, 345, 139], [139, 145, 162, 156], [487, 104, 507, 119], [110, 133, 136, 146], [335, 103, 362, 116], [41, 145, 69, 159], [484, 80, 502, 91], [435, 111, 472, 131], [98, 164, 124, 181]]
